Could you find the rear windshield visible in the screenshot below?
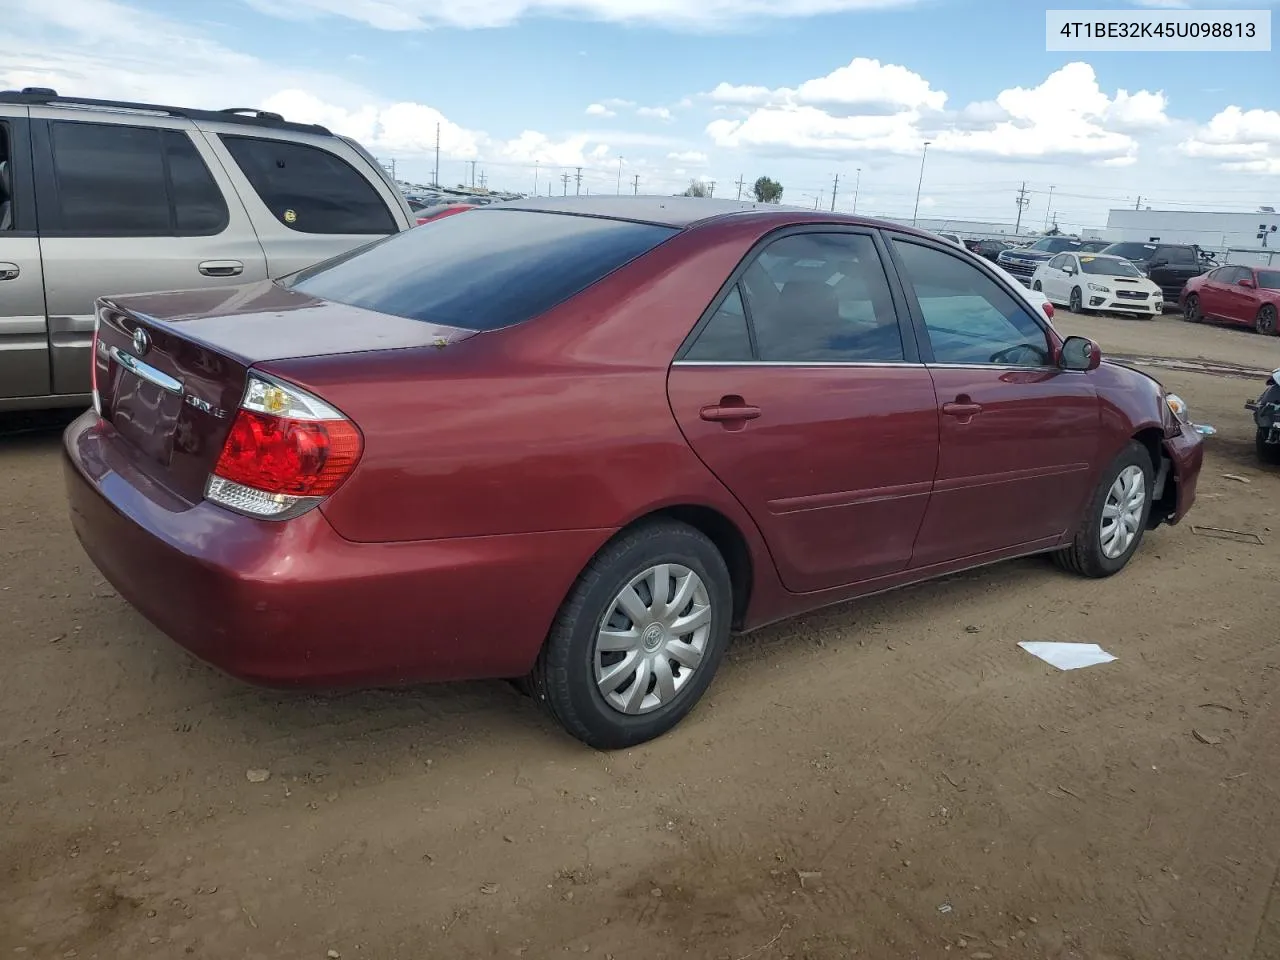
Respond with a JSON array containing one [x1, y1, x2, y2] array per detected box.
[[1103, 242, 1158, 261], [285, 209, 678, 331], [1030, 238, 1080, 253]]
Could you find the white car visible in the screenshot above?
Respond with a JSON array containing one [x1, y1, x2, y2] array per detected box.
[[932, 231, 1055, 324], [1031, 252, 1164, 318]]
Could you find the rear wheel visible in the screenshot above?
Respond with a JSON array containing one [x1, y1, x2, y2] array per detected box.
[[1184, 294, 1202, 322], [1259, 427, 1280, 465], [529, 521, 732, 749], [1054, 442, 1154, 578], [1256, 304, 1277, 336], [1069, 286, 1085, 314]]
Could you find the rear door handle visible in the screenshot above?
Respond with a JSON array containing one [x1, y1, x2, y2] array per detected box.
[[941, 401, 983, 418], [700, 400, 761, 423], [198, 260, 244, 278], [0, 262, 19, 281]]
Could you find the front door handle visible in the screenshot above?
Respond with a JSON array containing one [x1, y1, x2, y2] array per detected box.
[[942, 400, 983, 419], [0, 262, 19, 281], [700, 397, 761, 423], [198, 260, 244, 278]]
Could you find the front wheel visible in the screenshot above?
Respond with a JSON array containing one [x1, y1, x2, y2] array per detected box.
[[1054, 442, 1154, 578], [530, 521, 732, 749], [1259, 427, 1280, 465], [1257, 304, 1277, 336], [1184, 294, 1202, 323], [1069, 286, 1085, 314]]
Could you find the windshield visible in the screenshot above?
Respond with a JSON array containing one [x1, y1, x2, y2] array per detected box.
[[1030, 238, 1078, 253], [1078, 241, 1109, 252], [1079, 256, 1143, 278], [286, 209, 679, 331], [1258, 270, 1280, 290], [1103, 242, 1159, 261]]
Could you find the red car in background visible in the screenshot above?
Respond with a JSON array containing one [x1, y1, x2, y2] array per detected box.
[[63, 197, 1204, 749], [1182, 264, 1280, 335]]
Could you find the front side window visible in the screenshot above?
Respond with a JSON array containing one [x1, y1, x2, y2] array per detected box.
[[737, 232, 904, 363], [893, 239, 1050, 368], [220, 135, 396, 235], [286, 209, 677, 331]]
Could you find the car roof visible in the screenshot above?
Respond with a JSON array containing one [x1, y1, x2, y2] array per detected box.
[[491, 195, 891, 230]]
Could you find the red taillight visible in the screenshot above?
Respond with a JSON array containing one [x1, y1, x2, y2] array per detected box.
[[213, 409, 361, 497], [1042, 301, 1055, 319], [205, 374, 363, 519]]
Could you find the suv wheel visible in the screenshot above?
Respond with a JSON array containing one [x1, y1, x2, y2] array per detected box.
[[530, 521, 732, 749], [1054, 442, 1154, 578]]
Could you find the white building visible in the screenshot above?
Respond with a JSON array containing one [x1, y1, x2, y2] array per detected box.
[[878, 216, 1035, 240], [1099, 208, 1279, 254]]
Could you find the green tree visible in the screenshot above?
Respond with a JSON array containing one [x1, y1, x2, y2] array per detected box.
[[681, 179, 711, 198], [753, 176, 783, 204]]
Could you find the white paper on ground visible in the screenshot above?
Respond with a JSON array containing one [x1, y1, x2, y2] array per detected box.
[[1018, 641, 1117, 670]]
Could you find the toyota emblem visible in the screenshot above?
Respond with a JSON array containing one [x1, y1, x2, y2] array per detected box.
[[132, 328, 151, 356]]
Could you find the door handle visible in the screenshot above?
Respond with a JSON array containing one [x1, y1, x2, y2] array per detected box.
[[700, 398, 761, 423], [941, 400, 983, 419], [198, 260, 244, 278], [0, 262, 19, 281]]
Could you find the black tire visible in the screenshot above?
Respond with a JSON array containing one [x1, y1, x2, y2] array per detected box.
[[1054, 442, 1155, 579], [1259, 427, 1280, 465], [529, 521, 732, 749], [1185, 294, 1202, 323], [1256, 304, 1277, 336], [1069, 286, 1084, 314], [1032, 280, 1043, 292]]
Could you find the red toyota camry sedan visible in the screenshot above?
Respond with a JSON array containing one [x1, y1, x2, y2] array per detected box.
[[64, 197, 1204, 749]]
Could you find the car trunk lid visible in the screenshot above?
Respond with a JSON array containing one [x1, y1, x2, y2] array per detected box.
[[93, 281, 476, 505]]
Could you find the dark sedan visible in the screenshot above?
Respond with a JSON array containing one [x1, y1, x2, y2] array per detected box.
[[64, 197, 1204, 749]]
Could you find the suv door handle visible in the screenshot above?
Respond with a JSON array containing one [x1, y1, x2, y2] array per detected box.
[[0, 262, 19, 281], [198, 260, 244, 278], [942, 400, 983, 419], [700, 397, 761, 423]]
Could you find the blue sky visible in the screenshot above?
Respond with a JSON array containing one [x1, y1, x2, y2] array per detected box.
[[4, 0, 1278, 231]]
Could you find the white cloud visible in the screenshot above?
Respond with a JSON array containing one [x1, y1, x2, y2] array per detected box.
[[243, 0, 920, 31], [793, 58, 946, 111], [585, 103, 616, 117], [1179, 106, 1280, 173], [708, 82, 775, 105], [668, 150, 709, 164], [637, 106, 673, 121]]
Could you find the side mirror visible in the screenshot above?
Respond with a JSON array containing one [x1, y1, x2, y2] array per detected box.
[[1240, 278, 1256, 289], [1061, 335, 1101, 372]]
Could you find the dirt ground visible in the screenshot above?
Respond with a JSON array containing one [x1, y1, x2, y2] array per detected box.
[[2, 309, 1278, 960]]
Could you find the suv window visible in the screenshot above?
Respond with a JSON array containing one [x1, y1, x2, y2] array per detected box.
[[686, 285, 752, 362], [737, 232, 904, 363], [47, 122, 228, 237], [220, 135, 395, 235], [286, 208, 677, 331], [893, 239, 1050, 367], [0, 121, 11, 231]]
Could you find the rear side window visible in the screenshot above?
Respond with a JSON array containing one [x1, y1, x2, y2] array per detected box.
[[286, 209, 678, 330], [46, 122, 227, 237], [685, 286, 752, 362], [220, 135, 395, 235]]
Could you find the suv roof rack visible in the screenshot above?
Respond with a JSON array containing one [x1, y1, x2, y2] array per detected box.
[[0, 88, 332, 135]]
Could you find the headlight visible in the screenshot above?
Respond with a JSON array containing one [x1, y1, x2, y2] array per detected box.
[[1088, 282, 1110, 293], [1165, 393, 1188, 421]]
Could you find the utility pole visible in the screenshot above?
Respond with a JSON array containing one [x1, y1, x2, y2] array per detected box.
[[707, 180, 716, 198], [1135, 195, 1142, 210], [574, 167, 583, 196], [616, 157, 624, 195], [632, 173, 640, 195], [1014, 181, 1030, 234], [911, 142, 931, 226], [813, 193, 821, 210], [533, 160, 539, 196], [468, 160, 477, 189], [561, 172, 570, 196], [433, 123, 440, 188], [479, 170, 487, 191], [853, 167, 861, 214], [830, 173, 840, 212], [735, 174, 745, 201], [1044, 185, 1055, 230]]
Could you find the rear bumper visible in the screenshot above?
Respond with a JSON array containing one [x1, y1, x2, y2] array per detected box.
[[63, 411, 607, 686], [1162, 427, 1203, 525]]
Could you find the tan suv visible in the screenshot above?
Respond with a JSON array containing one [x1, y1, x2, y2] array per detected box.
[[0, 88, 413, 411]]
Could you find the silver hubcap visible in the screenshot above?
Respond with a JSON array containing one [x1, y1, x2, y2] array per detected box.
[[594, 564, 712, 716], [1100, 464, 1146, 559]]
